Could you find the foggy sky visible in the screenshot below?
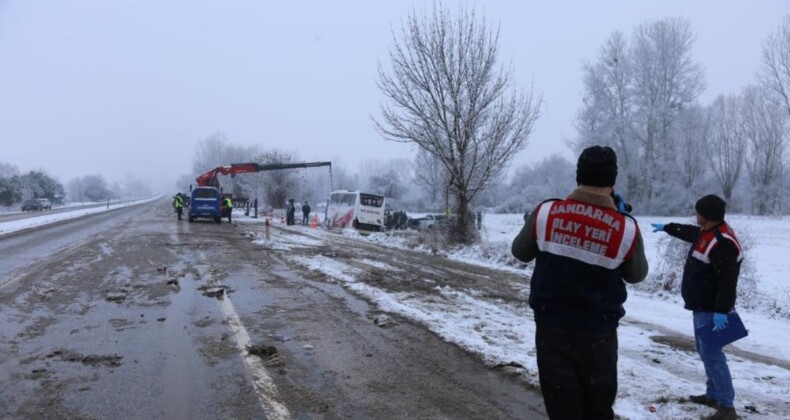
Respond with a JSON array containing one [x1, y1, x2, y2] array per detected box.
[[0, 0, 786, 193]]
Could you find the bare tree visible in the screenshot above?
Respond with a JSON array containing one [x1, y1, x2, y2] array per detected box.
[[253, 149, 301, 209], [706, 94, 746, 201], [761, 16, 790, 117], [191, 133, 261, 195], [412, 149, 450, 208], [741, 85, 788, 214], [192, 132, 231, 176], [375, 4, 540, 243], [674, 104, 709, 189]]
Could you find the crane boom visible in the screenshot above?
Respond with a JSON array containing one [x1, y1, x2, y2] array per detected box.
[[195, 161, 332, 189]]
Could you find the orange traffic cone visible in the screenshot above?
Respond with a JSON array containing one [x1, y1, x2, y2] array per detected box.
[[310, 214, 318, 228]]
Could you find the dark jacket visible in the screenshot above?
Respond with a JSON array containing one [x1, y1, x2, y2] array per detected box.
[[302, 204, 311, 214], [512, 188, 648, 332], [662, 222, 742, 313]]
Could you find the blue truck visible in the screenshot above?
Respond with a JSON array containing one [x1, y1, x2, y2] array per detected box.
[[188, 187, 222, 223]]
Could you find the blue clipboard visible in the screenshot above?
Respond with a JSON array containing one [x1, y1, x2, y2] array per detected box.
[[695, 312, 748, 347]]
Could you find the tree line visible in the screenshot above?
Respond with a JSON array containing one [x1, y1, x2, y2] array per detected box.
[[186, 8, 790, 246], [573, 17, 790, 216], [0, 161, 152, 207], [0, 162, 64, 206]]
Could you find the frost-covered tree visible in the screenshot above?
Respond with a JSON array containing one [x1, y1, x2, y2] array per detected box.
[[0, 176, 23, 206], [359, 158, 411, 201], [500, 154, 576, 214], [706, 94, 746, 202], [575, 19, 705, 214], [119, 173, 153, 199], [191, 132, 260, 193], [253, 150, 301, 209], [761, 16, 790, 117], [630, 18, 705, 211], [20, 171, 64, 200], [575, 31, 639, 197], [674, 105, 709, 190], [740, 85, 787, 214], [0, 162, 20, 178], [69, 175, 112, 202], [411, 149, 451, 209], [375, 3, 541, 244]]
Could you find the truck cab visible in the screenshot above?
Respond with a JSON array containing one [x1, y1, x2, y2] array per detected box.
[[189, 187, 222, 223]]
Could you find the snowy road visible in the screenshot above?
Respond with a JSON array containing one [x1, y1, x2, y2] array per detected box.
[[0, 203, 110, 224], [0, 199, 546, 419]]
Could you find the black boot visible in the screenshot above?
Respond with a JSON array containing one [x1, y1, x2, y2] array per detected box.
[[689, 394, 718, 408]]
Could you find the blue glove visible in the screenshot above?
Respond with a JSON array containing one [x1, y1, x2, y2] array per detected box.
[[612, 193, 628, 213], [712, 313, 729, 331], [651, 223, 665, 233]]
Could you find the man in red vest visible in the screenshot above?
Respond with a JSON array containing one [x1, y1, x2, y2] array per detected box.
[[651, 195, 742, 420], [512, 145, 648, 419]]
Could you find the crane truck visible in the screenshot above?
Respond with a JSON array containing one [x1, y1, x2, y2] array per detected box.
[[188, 161, 332, 223]]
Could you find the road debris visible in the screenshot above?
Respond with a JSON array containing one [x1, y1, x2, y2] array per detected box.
[[46, 349, 123, 367], [373, 314, 393, 328], [105, 293, 126, 303], [248, 344, 283, 366]]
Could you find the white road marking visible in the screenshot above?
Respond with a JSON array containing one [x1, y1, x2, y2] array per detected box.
[[217, 295, 292, 419], [195, 249, 291, 420]]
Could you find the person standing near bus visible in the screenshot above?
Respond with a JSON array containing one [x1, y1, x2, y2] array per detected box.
[[302, 201, 311, 225]]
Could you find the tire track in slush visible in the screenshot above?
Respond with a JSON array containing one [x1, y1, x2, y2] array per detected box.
[[193, 249, 291, 420]]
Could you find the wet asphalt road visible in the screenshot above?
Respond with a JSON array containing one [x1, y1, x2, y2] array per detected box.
[[0, 199, 546, 419]]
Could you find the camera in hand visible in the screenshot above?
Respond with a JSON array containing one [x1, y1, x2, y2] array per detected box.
[[611, 193, 633, 214]]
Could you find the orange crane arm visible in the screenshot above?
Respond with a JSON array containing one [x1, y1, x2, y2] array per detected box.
[[195, 162, 332, 189]]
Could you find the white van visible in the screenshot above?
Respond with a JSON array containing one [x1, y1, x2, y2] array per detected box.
[[325, 190, 385, 232]]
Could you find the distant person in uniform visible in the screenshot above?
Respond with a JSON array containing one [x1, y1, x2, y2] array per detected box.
[[172, 193, 184, 221], [302, 201, 311, 225], [512, 145, 648, 419], [287, 199, 296, 225], [476, 210, 482, 230], [223, 196, 233, 223]]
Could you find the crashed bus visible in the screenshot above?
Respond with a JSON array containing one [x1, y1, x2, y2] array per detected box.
[[325, 190, 385, 232]]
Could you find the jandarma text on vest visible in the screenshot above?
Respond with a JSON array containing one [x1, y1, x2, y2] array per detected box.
[[550, 203, 623, 231]]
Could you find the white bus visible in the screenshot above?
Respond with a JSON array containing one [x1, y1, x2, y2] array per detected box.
[[325, 190, 385, 232]]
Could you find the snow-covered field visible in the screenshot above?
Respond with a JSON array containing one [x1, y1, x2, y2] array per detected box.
[[240, 213, 790, 419]]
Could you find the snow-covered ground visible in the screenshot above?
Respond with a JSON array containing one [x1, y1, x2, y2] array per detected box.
[[0, 197, 159, 236], [239, 213, 790, 419]]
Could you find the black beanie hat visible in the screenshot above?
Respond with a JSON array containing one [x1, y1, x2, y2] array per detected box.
[[695, 194, 726, 222], [576, 145, 618, 187]]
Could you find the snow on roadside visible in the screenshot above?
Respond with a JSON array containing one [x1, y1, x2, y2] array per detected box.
[[287, 254, 539, 379], [0, 197, 159, 236], [285, 250, 790, 419], [239, 214, 790, 418]]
